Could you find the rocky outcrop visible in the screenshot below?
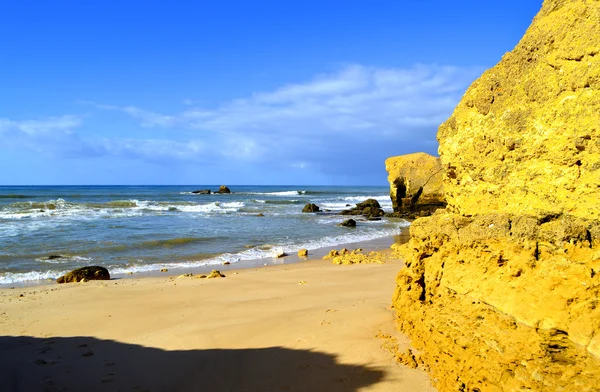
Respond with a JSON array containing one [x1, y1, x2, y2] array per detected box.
[[216, 185, 231, 194], [392, 1, 600, 391], [340, 199, 384, 218], [302, 203, 320, 213], [385, 153, 446, 218], [192, 189, 211, 194], [57, 266, 110, 283]]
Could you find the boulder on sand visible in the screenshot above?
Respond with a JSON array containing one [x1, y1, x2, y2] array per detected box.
[[57, 266, 110, 284]]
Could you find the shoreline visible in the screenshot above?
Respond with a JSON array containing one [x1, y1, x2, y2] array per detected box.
[[2, 225, 411, 289], [0, 229, 437, 391]]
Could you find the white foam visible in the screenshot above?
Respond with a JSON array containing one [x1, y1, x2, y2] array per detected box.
[[245, 191, 306, 196]]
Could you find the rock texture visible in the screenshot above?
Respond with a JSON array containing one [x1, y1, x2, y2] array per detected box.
[[385, 153, 446, 218], [56, 266, 110, 283], [392, 1, 600, 391]]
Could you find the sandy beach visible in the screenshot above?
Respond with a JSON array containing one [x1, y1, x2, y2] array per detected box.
[[0, 244, 436, 392]]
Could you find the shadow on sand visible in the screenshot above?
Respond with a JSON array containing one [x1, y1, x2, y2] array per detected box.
[[0, 335, 385, 392]]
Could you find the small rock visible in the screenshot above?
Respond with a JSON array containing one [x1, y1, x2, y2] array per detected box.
[[216, 185, 231, 194], [160, 268, 169, 273], [178, 273, 194, 278], [298, 249, 308, 257], [207, 270, 225, 279], [340, 219, 357, 227], [223, 261, 231, 265], [47, 254, 63, 260], [323, 250, 340, 259], [302, 203, 320, 213], [191, 189, 211, 194], [256, 213, 265, 217]]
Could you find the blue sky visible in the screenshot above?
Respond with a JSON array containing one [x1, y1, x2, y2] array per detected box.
[[1, 0, 542, 185]]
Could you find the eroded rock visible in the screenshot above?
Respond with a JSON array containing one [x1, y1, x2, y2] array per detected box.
[[384, 152, 446, 217], [392, 1, 600, 390]]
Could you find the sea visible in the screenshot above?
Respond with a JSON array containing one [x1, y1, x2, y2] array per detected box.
[[0, 185, 409, 286]]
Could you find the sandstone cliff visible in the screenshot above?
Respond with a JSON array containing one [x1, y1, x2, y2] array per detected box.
[[392, 1, 600, 391], [385, 153, 446, 218]]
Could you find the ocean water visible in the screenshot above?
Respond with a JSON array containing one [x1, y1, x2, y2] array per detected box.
[[0, 185, 408, 285]]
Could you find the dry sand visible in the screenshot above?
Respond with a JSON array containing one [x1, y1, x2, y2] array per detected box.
[[0, 249, 436, 392]]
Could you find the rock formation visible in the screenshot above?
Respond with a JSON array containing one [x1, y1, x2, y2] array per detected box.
[[56, 266, 110, 283], [385, 152, 446, 218], [391, 1, 600, 390], [340, 199, 384, 218], [216, 185, 231, 194]]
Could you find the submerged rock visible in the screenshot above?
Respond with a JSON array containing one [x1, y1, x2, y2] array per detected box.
[[392, 1, 600, 390], [301, 203, 320, 213], [56, 266, 110, 284], [192, 189, 211, 194]]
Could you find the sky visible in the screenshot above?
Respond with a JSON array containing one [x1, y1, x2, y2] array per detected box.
[[0, 0, 543, 185]]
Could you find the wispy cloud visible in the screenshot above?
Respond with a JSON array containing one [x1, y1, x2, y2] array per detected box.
[[90, 64, 482, 174], [3, 64, 482, 180]]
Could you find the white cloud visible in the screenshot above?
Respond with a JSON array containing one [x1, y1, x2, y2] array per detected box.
[[3, 64, 482, 180], [91, 63, 482, 174]]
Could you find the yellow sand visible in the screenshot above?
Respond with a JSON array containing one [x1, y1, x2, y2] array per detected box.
[[0, 252, 436, 392]]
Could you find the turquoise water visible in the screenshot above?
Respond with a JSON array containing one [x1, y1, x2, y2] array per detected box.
[[0, 185, 408, 285]]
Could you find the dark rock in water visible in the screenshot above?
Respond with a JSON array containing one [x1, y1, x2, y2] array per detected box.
[[367, 217, 382, 221], [340, 198, 384, 218], [56, 266, 110, 284], [216, 185, 231, 194], [356, 199, 381, 209], [345, 204, 351, 207], [256, 213, 265, 217], [302, 203, 320, 213], [340, 219, 357, 227], [192, 189, 211, 194], [47, 255, 63, 260]]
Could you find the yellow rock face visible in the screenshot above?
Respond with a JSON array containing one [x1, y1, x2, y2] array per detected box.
[[392, 1, 600, 391], [384, 152, 445, 212], [438, 1, 600, 219]]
